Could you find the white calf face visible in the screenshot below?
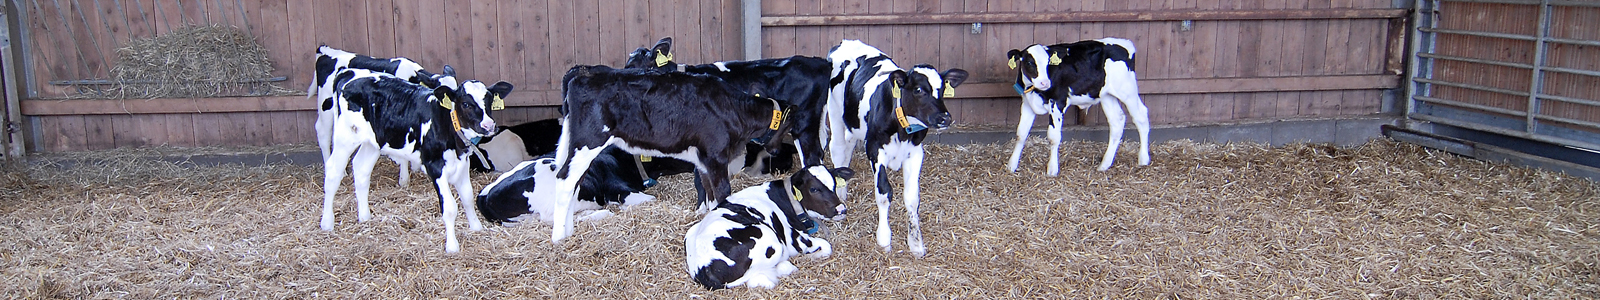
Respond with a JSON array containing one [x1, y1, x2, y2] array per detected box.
[[1020, 44, 1053, 91]]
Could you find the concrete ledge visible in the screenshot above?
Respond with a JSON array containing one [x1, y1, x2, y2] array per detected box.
[[929, 115, 1403, 148]]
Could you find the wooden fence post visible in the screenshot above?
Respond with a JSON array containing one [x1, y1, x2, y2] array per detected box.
[[741, 0, 760, 60]]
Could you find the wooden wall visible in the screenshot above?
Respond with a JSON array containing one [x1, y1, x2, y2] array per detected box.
[[14, 0, 1409, 152]]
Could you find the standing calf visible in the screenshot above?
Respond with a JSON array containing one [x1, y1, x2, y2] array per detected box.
[[1005, 38, 1150, 175], [685, 166, 854, 290], [549, 65, 800, 244], [825, 40, 967, 257], [321, 68, 510, 253]]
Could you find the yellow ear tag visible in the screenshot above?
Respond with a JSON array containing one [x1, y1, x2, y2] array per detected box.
[[655, 51, 673, 67], [490, 95, 505, 110], [450, 109, 463, 131], [942, 82, 955, 98], [1007, 58, 1018, 69], [439, 94, 454, 109], [834, 177, 846, 190], [639, 155, 652, 162], [769, 109, 784, 130], [1049, 53, 1063, 65], [791, 186, 803, 200], [890, 86, 901, 99]]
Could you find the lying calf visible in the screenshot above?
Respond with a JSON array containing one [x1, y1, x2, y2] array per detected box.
[[685, 166, 854, 290], [475, 150, 657, 226]]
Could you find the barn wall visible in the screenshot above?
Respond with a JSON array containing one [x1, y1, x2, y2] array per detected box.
[[14, 0, 1408, 152]]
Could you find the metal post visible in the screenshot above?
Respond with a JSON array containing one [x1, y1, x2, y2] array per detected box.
[[1404, 0, 1435, 116], [742, 0, 762, 61], [1524, 0, 1551, 134], [1, 1, 23, 158]]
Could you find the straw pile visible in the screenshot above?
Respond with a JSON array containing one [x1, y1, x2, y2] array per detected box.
[[1, 138, 1596, 298], [74, 24, 299, 99]]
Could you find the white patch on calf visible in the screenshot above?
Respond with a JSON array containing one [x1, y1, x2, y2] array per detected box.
[[713, 62, 731, 72], [685, 182, 832, 289]]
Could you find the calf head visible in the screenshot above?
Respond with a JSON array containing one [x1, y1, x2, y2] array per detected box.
[[625, 37, 676, 71], [446, 78, 515, 142], [789, 165, 855, 221], [1007, 44, 1055, 91], [889, 66, 969, 133]]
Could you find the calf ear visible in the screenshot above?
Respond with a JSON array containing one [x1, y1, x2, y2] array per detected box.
[[432, 85, 458, 107], [888, 70, 908, 89], [489, 81, 515, 97], [651, 37, 674, 63], [442, 65, 457, 77], [830, 167, 855, 180], [1006, 49, 1022, 69], [941, 69, 969, 88]]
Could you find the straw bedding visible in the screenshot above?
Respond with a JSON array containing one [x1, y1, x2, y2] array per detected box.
[[1, 138, 1596, 298], [69, 24, 299, 99]]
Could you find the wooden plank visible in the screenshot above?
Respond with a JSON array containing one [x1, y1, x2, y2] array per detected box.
[[69, 0, 113, 80], [267, 110, 300, 145], [761, 8, 1410, 26], [793, 0, 823, 58], [699, 0, 727, 61], [391, 0, 421, 58], [121, 0, 155, 40], [83, 115, 114, 150], [518, 0, 552, 92], [161, 113, 195, 147], [672, 0, 704, 62], [48, 115, 89, 151], [623, 0, 650, 52], [191, 112, 227, 146], [252, 1, 296, 88], [495, 0, 527, 90], [365, 0, 398, 58], [152, 0, 180, 34], [416, 0, 448, 68], [93, 0, 131, 52], [544, 0, 575, 84], [23, 0, 62, 96], [110, 114, 146, 147], [445, 1, 474, 76], [284, 0, 315, 87], [570, 0, 597, 66], [179, 0, 204, 26], [470, 0, 501, 80], [20, 96, 311, 115]]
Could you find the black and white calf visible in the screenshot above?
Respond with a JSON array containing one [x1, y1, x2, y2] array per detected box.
[[625, 37, 832, 174], [685, 166, 854, 290], [468, 118, 564, 172], [320, 68, 507, 253], [825, 40, 968, 257], [311, 46, 513, 185], [550, 65, 799, 243], [475, 150, 657, 226], [1005, 38, 1150, 174]]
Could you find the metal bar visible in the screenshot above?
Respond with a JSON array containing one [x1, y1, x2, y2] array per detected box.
[[47, 76, 289, 85], [1534, 114, 1600, 130], [1414, 77, 1530, 97], [1413, 114, 1600, 151], [1419, 27, 1537, 41], [1545, 37, 1600, 48], [73, 0, 112, 80], [1416, 95, 1529, 117], [762, 8, 1409, 27], [1537, 93, 1600, 108], [1526, 0, 1550, 134], [2, 2, 25, 157], [1406, 0, 1435, 116], [1442, 0, 1540, 5], [1417, 52, 1534, 69], [1550, 0, 1600, 8], [1544, 66, 1600, 78]]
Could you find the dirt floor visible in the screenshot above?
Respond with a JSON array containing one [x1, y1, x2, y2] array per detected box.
[[1, 138, 1597, 299]]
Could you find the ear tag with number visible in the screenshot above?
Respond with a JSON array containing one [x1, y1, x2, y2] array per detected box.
[[942, 82, 955, 98], [439, 94, 454, 109], [490, 95, 505, 110], [769, 109, 784, 130], [1007, 58, 1018, 69], [791, 186, 804, 201], [655, 51, 674, 67], [1049, 53, 1063, 65]]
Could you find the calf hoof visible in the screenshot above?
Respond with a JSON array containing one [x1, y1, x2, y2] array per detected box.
[[320, 219, 334, 231]]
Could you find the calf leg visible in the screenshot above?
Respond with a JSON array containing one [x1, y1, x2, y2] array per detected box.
[[1111, 89, 1151, 167], [551, 142, 610, 244], [350, 145, 381, 222], [315, 109, 334, 162], [1046, 108, 1065, 177], [320, 140, 358, 231], [827, 122, 855, 201], [450, 160, 485, 231], [872, 162, 894, 253], [902, 148, 927, 257], [429, 169, 462, 253], [1007, 102, 1037, 173], [1096, 98, 1128, 171], [392, 157, 412, 188]]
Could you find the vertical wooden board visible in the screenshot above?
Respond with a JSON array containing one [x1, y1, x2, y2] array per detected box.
[[252, 1, 296, 86], [248, 112, 273, 146], [720, 0, 742, 61], [1201, 93, 1235, 122], [82, 115, 114, 150], [545, 0, 576, 88], [445, 1, 475, 77], [492, 0, 525, 90], [364, 0, 397, 58], [285, 0, 316, 83], [121, 0, 155, 40], [265, 110, 297, 145], [43, 115, 86, 152], [44, 0, 95, 82], [73, 0, 116, 79], [623, 0, 650, 55], [699, 0, 727, 61], [415, 0, 448, 68], [311, 0, 340, 48], [1341, 90, 1380, 115], [671, 0, 704, 63], [108, 114, 140, 147], [516, 0, 552, 91], [470, 0, 501, 80], [94, 0, 131, 52], [23, 0, 64, 93], [575, 0, 601, 65], [591, 0, 622, 65], [190, 112, 221, 146], [151, 0, 180, 34], [160, 113, 195, 147]]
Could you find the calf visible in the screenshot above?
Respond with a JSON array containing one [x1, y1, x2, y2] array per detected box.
[[468, 118, 563, 172], [320, 68, 505, 253], [624, 37, 831, 174], [1005, 38, 1150, 174], [475, 152, 657, 226], [825, 40, 968, 257], [311, 46, 513, 185], [685, 166, 854, 290], [549, 65, 800, 244]]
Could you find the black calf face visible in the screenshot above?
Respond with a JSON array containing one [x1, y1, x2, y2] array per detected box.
[[897, 66, 968, 131], [624, 37, 675, 70], [791, 166, 855, 218]]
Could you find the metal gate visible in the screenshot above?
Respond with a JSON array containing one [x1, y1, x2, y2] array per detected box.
[[1406, 0, 1600, 152]]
